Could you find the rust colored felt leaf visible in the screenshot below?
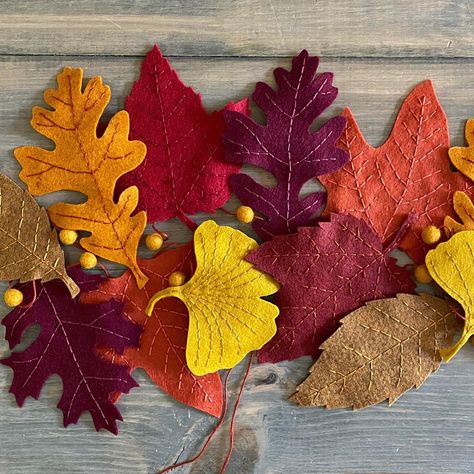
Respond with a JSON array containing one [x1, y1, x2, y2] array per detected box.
[[14, 67, 148, 288], [0, 173, 78, 296], [444, 191, 474, 236], [320, 81, 472, 263], [291, 294, 457, 409], [80, 244, 223, 417]]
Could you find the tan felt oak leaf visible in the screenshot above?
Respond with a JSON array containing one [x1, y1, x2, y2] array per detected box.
[[0, 174, 78, 296], [14, 67, 148, 288], [444, 191, 474, 236], [291, 294, 457, 409], [146, 220, 280, 376]]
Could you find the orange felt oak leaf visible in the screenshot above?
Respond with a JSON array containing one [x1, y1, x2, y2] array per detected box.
[[320, 80, 473, 263], [444, 191, 474, 236], [80, 244, 223, 417], [14, 67, 148, 288]]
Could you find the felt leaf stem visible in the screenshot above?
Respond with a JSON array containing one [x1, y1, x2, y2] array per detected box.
[[14, 67, 148, 288], [291, 295, 457, 409], [0, 173, 78, 296], [224, 50, 348, 240], [146, 221, 280, 375], [426, 231, 474, 361]]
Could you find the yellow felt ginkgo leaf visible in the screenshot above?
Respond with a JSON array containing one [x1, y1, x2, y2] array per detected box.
[[14, 67, 148, 288], [426, 231, 474, 361], [146, 220, 280, 375], [444, 191, 474, 236], [450, 118, 474, 181]]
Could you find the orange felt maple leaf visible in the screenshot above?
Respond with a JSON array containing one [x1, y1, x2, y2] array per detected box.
[[320, 80, 473, 263], [14, 67, 148, 288], [80, 244, 223, 417]]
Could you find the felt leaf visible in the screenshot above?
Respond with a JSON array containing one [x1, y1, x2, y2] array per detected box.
[[1, 267, 141, 434], [224, 49, 349, 240], [320, 80, 473, 263], [80, 244, 223, 417], [444, 191, 474, 236], [426, 231, 474, 361], [449, 118, 474, 182], [247, 213, 416, 363], [117, 45, 249, 224], [290, 294, 457, 409], [14, 67, 148, 288], [0, 173, 78, 296], [146, 220, 280, 375]]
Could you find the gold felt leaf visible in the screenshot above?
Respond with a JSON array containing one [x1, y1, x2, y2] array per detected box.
[[426, 231, 474, 361], [449, 118, 474, 182], [444, 191, 474, 236], [291, 294, 457, 409], [0, 174, 79, 296], [146, 220, 280, 375], [14, 67, 148, 288]]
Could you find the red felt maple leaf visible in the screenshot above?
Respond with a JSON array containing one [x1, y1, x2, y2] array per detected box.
[[1, 267, 141, 434], [247, 213, 416, 363], [320, 80, 473, 263], [117, 44, 249, 228], [81, 244, 223, 417]]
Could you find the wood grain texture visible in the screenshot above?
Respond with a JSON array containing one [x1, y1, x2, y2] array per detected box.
[[1, 1, 474, 473]]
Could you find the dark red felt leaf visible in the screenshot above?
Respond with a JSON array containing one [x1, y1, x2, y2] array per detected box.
[[247, 213, 416, 363], [224, 50, 349, 240], [81, 244, 223, 417], [117, 44, 249, 225], [1, 267, 141, 434]]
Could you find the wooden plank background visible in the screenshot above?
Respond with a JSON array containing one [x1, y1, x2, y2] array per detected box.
[[1, 1, 474, 473]]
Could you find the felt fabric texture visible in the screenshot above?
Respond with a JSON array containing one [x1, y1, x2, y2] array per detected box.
[[224, 50, 348, 240], [444, 191, 474, 236], [146, 220, 280, 376], [117, 45, 249, 224], [426, 231, 474, 361], [14, 67, 148, 288], [320, 80, 473, 264], [449, 118, 474, 183], [1, 267, 141, 434], [0, 173, 78, 296], [247, 213, 416, 363], [291, 294, 457, 409], [80, 244, 224, 417]]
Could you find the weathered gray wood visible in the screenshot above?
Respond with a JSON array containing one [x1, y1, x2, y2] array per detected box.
[[0, 0, 472, 58]]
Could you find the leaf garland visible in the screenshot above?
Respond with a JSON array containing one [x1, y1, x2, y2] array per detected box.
[[291, 294, 457, 409], [14, 67, 148, 288], [0, 173, 79, 296], [146, 220, 280, 375], [224, 49, 349, 240]]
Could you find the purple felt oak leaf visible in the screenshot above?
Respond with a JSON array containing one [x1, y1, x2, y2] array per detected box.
[[1, 267, 141, 434], [224, 50, 349, 240]]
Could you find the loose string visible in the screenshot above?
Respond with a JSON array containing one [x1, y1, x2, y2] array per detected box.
[[18, 280, 37, 309]]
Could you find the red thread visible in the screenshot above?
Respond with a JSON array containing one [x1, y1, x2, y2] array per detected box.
[[151, 224, 168, 240], [219, 353, 253, 473], [97, 262, 112, 279], [177, 211, 198, 232], [19, 280, 37, 309]]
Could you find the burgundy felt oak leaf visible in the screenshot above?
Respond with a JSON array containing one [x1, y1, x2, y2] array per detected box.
[[117, 45, 249, 227], [1, 267, 141, 434], [224, 50, 349, 240], [247, 213, 416, 363]]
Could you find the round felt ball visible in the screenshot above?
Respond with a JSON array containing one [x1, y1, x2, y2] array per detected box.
[[4, 288, 23, 307], [236, 206, 254, 224], [146, 233, 163, 251], [80, 252, 97, 270], [169, 271, 186, 287], [59, 229, 78, 246], [421, 225, 441, 245], [414, 264, 433, 284]]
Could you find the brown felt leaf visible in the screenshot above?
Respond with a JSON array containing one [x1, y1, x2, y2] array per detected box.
[[291, 294, 457, 409], [444, 191, 474, 236], [0, 174, 79, 296], [14, 67, 148, 288]]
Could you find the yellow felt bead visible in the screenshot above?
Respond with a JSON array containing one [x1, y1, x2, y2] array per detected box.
[[421, 225, 441, 245], [4, 288, 23, 307], [169, 271, 186, 287], [59, 229, 78, 245], [80, 252, 97, 270], [145, 233, 163, 251], [236, 206, 254, 224], [414, 264, 433, 284]]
